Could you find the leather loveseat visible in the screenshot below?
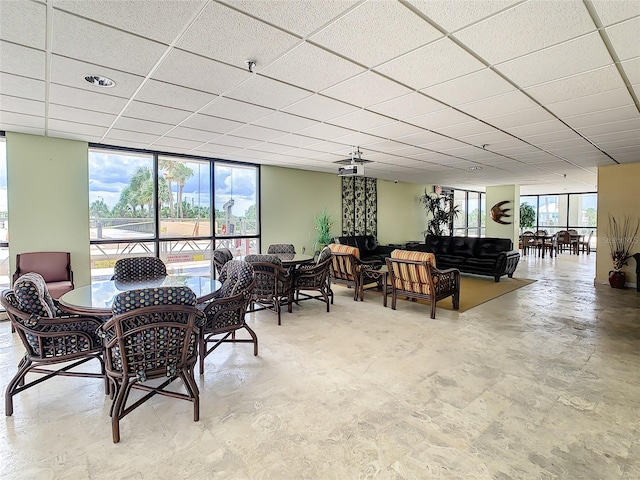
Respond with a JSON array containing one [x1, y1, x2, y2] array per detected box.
[[332, 235, 394, 263], [408, 235, 520, 282]]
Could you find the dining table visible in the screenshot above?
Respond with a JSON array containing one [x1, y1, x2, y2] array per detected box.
[[239, 253, 315, 267], [58, 274, 222, 316]]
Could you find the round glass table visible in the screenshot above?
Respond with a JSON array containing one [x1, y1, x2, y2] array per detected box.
[[58, 275, 222, 316], [239, 253, 314, 267]]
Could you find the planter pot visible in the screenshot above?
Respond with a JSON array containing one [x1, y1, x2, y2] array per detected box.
[[608, 270, 626, 289]]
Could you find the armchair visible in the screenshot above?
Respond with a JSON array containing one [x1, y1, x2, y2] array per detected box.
[[385, 249, 460, 319], [267, 243, 296, 254], [213, 248, 234, 276], [327, 244, 383, 301], [98, 286, 204, 443], [112, 256, 167, 282], [13, 251, 74, 299], [244, 254, 292, 325], [1, 272, 106, 416], [291, 246, 333, 312]]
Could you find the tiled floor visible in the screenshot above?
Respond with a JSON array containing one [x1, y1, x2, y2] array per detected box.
[[1, 253, 639, 479]]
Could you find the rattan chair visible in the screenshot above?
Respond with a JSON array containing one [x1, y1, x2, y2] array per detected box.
[[267, 244, 296, 254], [244, 254, 292, 325], [291, 246, 333, 312], [1, 273, 107, 416], [112, 256, 167, 282], [327, 244, 383, 301], [98, 286, 204, 443], [198, 260, 257, 373], [212, 248, 234, 276]]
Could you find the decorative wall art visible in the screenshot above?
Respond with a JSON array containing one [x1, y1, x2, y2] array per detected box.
[[341, 177, 377, 236], [490, 200, 512, 224]]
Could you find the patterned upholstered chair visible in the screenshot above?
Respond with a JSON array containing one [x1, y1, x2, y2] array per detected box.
[[385, 249, 460, 319], [244, 254, 292, 325], [97, 286, 204, 443], [1, 273, 107, 416], [291, 246, 333, 312], [13, 251, 74, 299], [112, 256, 167, 283], [327, 244, 383, 301], [267, 244, 296, 254], [213, 248, 234, 276], [198, 260, 256, 373]]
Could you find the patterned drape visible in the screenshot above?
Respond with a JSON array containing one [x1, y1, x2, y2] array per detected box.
[[341, 177, 377, 236]]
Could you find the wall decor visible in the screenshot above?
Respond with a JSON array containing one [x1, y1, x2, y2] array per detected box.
[[490, 200, 512, 224], [342, 177, 377, 236]]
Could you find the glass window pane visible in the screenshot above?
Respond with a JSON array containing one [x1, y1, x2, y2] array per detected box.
[[159, 157, 211, 238], [90, 241, 157, 281], [453, 190, 466, 231], [159, 239, 212, 275], [215, 238, 259, 257], [89, 149, 155, 240], [468, 192, 479, 229], [214, 163, 258, 236], [0, 139, 7, 290], [538, 195, 567, 229]]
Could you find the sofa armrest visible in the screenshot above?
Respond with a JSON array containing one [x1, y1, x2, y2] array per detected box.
[[373, 245, 395, 255]]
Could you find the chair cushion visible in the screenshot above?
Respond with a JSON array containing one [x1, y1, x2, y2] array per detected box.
[[244, 254, 282, 266], [13, 272, 57, 318], [112, 286, 196, 315], [317, 246, 332, 264], [328, 243, 360, 259], [388, 250, 434, 295], [16, 252, 71, 283], [218, 260, 255, 297], [113, 257, 167, 282], [267, 244, 296, 254], [390, 249, 436, 266]]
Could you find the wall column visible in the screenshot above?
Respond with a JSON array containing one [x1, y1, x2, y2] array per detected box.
[[486, 185, 520, 247]]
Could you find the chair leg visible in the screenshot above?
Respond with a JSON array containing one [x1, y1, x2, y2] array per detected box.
[[430, 299, 436, 319], [180, 370, 200, 422], [111, 379, 131, 443], [453, 291, 460, 310], [198, 335, 205, 375], [5, 357, 32, 416], [244, 325, 259, 356]]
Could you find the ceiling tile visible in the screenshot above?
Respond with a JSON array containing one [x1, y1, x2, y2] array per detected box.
[[193, 143, 241, 156], [622, 57, 640, 85], [495, 32, 613, 88], [177, 1, 299, 67], [152, 49, 249, 94], [364, 121, 425, 139], [180, 114, 243, 134], [227, 75, 311, 109], [282, 94, 359, 122], [260, 43, 366, 92], [458, 91, 539, 118], [369, 92, 446, 119], [0, 0, 46, 49], [136, 79, 217, 111], [49, 83, 128, 114], [484, 107, 556, 129], [396, 130, 448, 145], [376, 37, 485, 90], [322, 72, 412, 108], [54, 0, 205, 44], [524, 65, 628, 105], [270, 134, 323, 149], [165, 126, 220, 143], [590, 0, 640, 27], [564, 105, 639, 129], [0, 73, 45, 101], [105, 129, 159, 144], [0, 111, 44, 129], [333, 131, 384, 147], [247, 142, 293, 155], [0, 96, 44, 117], [114, 117, 174, 136], [0, 41, 46, 79], [453, 0, 595, 64], [436, 120, 496, 138], [48, 130, 102, 143], [200, 97, 273, 123], [49, 104, 116, 127], [408, 0, 520, 32], [227, 0, 359, 37], [328, 109, 393, 131], [123, 101, 192, 125], [210, 135, 262, 149], [544, 87, 634, 117], [152, 137, 206, 151], [232, 124, 289, 142], [295, 123, 352, 140], [366, 139, 413, 153], [50, 55, 145, 97], [508, 120, 578, 138], [253, 112, 317, 133], [52, 10, 168, 76], [48, 119, 107, 137], [310, 0, 442, 67], [577, 118, 640, 137], [408, 107, 474, 130], [422, 68, 516, 106], [589, 128, 640, 144], [605, 17, 640, 61]]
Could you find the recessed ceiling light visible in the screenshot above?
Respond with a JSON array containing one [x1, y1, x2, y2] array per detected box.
[[83, 75, 115, 88], [469, 166, 482, 171]]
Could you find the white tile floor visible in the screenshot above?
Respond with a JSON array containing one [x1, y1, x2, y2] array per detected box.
[[1, 252, 639, 479]]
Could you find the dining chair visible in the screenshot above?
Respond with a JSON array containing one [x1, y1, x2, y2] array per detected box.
[[290, 246, 333, 312], [12, 251, 74, 299], [267, 243, 296, 254], [555, 230, 572, 254], [198, 260, 257, 373], [98, 286, 204, 443], [112, 256, 167, 283], [244, 254, 292, 325], [212, 247, 234, 276], [520, 232, 536, 256], [579, 230, 594, 254], [1, 273, 107, 416]]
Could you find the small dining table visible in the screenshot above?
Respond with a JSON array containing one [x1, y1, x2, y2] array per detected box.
[[58, 275, 222, 316], [239, 253, 315, 267]]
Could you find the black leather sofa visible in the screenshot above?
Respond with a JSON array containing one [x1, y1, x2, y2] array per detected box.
[[333, 235, 394, 263], [407, 235, 520, 282]]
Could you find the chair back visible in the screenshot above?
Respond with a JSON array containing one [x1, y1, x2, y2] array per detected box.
[[316, 246, 332, 264], [218, 260, 255, 297], [102, 286, 202, 381], [328, 244, 359, 280], [387, 250, 437, 295], [113, 256, 167, 283], [556, 230, 571, 245], [267, 244, 296, 254], [12, 272, 57, 318], [213, 248, 234, 275], [13, 251, 72, 284], [521, 232, 536, 247], [244, 254, 289, 296]]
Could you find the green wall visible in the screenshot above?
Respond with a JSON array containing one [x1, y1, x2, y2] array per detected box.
[[7, 132, 91, 286], [377, 179, 428, 244]]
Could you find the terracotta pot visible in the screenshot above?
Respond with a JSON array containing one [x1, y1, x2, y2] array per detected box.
[[608, 270, 626, 289]]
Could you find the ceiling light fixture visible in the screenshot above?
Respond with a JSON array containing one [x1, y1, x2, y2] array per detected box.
[[469, 166, 483, 171], [83, 75, 115, 88]]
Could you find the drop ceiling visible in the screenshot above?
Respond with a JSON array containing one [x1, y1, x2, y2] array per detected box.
[[1, 0, 639, 194]]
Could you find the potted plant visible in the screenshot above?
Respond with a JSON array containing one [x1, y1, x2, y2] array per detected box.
[[606, 214, 640, 288], [314, 209, 333, 252], [419, 190, 460, 236], [520, 203, 536, 232]]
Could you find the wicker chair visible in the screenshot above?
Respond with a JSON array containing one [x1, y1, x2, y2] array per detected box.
[[112, 256, 167, 283], [98, 286, 204, 443], [291, 246, 333, 312], [12, 251, 74, 299], [1, 273, 107, 416], [327, 244, 383, 301], [198, 260, 257, 373], [267, 244, 296, 254], [212, 248, 234, 276], [385, 250, 460, 319], [244, 254, 292, 325]]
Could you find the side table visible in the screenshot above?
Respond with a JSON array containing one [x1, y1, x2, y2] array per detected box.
[[360, 266, 391, 307]]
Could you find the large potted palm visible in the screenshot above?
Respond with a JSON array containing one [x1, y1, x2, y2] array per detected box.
[[419, 190, 460, 237], [606, 214, 640, 288]]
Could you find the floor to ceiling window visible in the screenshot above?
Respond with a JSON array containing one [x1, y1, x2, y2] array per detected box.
[[0, 137, 8, 290], [89, 147, 259, 280], [451, 188, 486, 237]]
